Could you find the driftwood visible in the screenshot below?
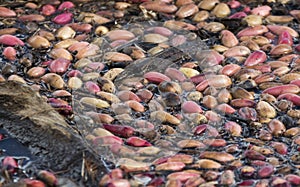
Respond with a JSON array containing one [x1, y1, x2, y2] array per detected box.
[[0, 81, 106, 186]]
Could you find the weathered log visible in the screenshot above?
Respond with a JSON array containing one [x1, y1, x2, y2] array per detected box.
[[0, 81, 107, 186]]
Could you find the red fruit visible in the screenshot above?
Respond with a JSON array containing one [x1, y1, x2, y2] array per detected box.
[[195, 79, 209, 92], [190, 74, 207, 84], [230, 99, 256, 108], [285, 174, 300, 185], [103, 124, 135, 138], [270, 142, 288, 155], [0, 134, 5, 140], [193, 124, 207, 135], [22, 179, 46, 187], [278, 31, 293, 46], [47, 98, 72, 115], [229, 12, 247, 19], [148, 177, 165, 186], [126, 136, 152, 147], [244, 150, 266, 160], [67, 70, 83, 77], [296, 44, 300, 52], [258, 164, 274, 178], [262, 84, 300, 96], [278, 93, 300, 106], [238, 180, 256, 186], [251, 160, 268, 166], [290, 79, 300, 87]]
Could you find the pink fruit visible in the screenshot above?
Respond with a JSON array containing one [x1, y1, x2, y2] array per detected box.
[[117, 90, 141, 102], [144, 71, 171, 84], [84, 81, 101, 94], [278, 31, 293, 46], [196, 80, 209, 92], [3, 47, 16, 61], [49, 58, 70, 74], [229, 11, 247, 19], [251, 5, 271, 16], [215, 103, 236, 114], [237, 25, 268, 38], [270, 142, 288, 155], [67, 70, 83, 77], [0, 34, 24, 46], [2, 156, 18, 173], [58, 1, 75, 10], [224, 121, 242, 136], [285, 174, 300, 185], [244, 50, 267, 66], [22, 179, 46, 187], [227, 0, 241, 9], [53, 13, 73, 25], [263, 84, 300, 96], [147, 27, 173, 37], [278, 93, 300, 106], [219, 64, 241, 77], [181, 101, 203, 113], [0, 7, 16, 17], [230, 99, 256, 108], [41, 4, 56, 16], [267, 25, 299, 38]]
